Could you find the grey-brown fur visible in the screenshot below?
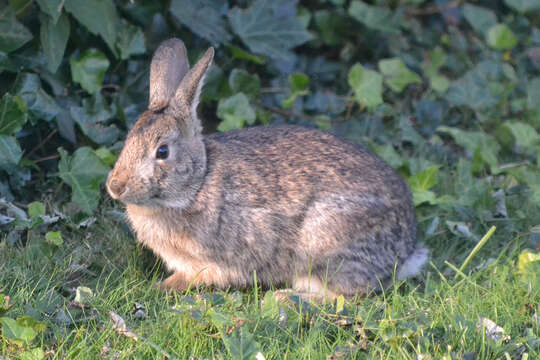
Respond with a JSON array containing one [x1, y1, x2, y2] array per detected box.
[[107, 38, 427, 297]]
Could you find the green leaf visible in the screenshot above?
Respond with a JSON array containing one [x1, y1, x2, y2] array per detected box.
[[372, 143, 403, 169], [504, 0, 540, 13], [170, 0, 231, 46], [70, 94, 120, 145], [445, 61, 509, 110], [462, 4, 497, 35], [499, 121, 540, 152], [438, 126, 500, 172], [19, 348, 45, 360], [0, 316, 45, 346], [348, 64, 383, 109], [429, 74, 450, 94], [348, 1, 401, 34], [74, 286, 93, 305], [36, 0, 63, 23], [229, 69, 261, 99], [408, 165, 440, 206], [282, 73, 310, 109], [314, 9, 349, 46], [261, 291, 279, 319], [0, 135, 22, 172], [28, 201, 45, 218], [229, 0, 313, 61], [14, 73, 61, 121], [45, 231, 63, 246], [378, 58, 421, 93], [40, 12, 70, 73], [116, 22, 146, 60], [487, 24, 518, 50], [0, 93, 27, 135], [207, 308, 234, 328], [222, 327, 261, 360], [217, 93, 256, 132], [527, 77, 540, 113], [95, 147, 116, 167], [64, 0, 119, 56], [227, 45, 265, 65], [0, 4, 33, 53], [0, 51, 17, 74], [517, 250, 540, 289], [58, 147, 110, 214], [70, 49, 110, 94]]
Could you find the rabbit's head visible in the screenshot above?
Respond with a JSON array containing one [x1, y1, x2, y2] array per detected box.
[[107, 39, 214, 209]]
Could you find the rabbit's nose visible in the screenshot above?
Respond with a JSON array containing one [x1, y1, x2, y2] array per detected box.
[[108, 177, 127, 198]]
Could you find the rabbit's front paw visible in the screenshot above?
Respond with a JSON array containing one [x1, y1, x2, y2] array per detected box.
[[157, 272, 190, 292]]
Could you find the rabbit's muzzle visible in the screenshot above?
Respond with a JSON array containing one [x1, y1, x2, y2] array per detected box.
[[107, 171, 128, 199]]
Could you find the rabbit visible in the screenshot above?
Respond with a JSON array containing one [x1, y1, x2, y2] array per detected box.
[[106, 38, 428, 298]]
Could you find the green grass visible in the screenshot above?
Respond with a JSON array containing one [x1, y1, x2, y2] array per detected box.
[[1, 200, 539, 359]]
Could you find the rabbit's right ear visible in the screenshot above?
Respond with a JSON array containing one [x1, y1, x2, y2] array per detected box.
[[148, 38, 189, 111]]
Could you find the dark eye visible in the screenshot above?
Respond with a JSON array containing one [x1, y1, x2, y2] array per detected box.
[[156, 144, 169, 159]]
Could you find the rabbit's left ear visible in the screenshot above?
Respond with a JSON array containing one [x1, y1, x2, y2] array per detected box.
[[170, 47, 214, 137]]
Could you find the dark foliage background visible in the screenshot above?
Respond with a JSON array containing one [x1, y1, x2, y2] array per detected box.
[[0, 0, 539, 218]]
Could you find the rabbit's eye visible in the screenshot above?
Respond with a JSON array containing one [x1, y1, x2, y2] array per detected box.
[[156, 145, 169, 159]]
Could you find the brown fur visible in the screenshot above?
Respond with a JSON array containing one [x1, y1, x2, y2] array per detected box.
[[107, 39, 426, 297]]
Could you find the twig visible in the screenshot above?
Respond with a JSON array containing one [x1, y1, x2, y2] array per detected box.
[[33, 154, 60, 163], [406, 0, 462, 16], [457, 226, 496, 278], [15, 0, 34, 16], [27, 129, 58, 157]]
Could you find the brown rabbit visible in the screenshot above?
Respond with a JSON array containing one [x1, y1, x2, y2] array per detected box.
[[107, 38, 427, 298]]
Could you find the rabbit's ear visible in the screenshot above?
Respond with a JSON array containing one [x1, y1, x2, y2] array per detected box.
[[171, 47, 214, 137], [149, 39, 189, 111]]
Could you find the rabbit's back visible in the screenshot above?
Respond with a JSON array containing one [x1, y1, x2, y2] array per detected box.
[[177, 125, 418, 294]]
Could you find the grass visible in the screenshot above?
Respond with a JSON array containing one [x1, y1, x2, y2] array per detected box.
[[1, 198, 539, 359]]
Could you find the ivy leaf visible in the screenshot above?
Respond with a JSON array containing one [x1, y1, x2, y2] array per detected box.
[[40, 12, 70, 73], [504, 0, 540, 13], [70, 49, 110, 94], [28, 201, 45, 218], [348, 1, 401, 34], [227, 45, 266, 65], [282, 73, 310, 109], [498, 121, 540, 153], [0, 135, 22, 172], [14, 73, 61, 122], [0, 316, 46, 346], [229, 0, 312, 61], [348, 64, 383, 109], [170, 0, 231, 46], [64, 0, 119, 56], [58, 147, 110, 214], [0, 4, 33, 53], [45, 231, 63, 246], [0, 93, 27, 135], [462, 4, 497, 36], [217, 93, 256, 132], [70, 94, 120, 145], [445, 61, 508, 110], [222, 327, 261, 360], [378, 58, 421, 93], [19, 348, 45, 360], [408, 165, 441, 206], [438, 126, 500, 172], [36, 0, 63, 23], [116, 22, 146, 60], [228, 69, 261, 99], [487, 24, 518, 50]]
